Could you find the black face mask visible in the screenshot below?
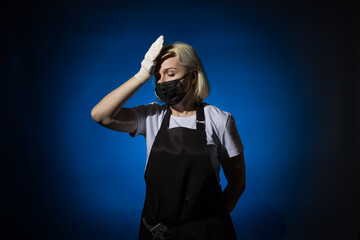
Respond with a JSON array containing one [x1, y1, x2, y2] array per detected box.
[[155, 73, 192, 105]]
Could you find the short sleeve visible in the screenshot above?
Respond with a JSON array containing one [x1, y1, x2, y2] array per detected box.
[[129, 105, 147, 137], [219, 114, 244, 159]]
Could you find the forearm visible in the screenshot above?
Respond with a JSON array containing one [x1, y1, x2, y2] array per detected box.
[[91, 35, 163, 123], [223, 182, 246, 213], [91, 76, 144, 123]]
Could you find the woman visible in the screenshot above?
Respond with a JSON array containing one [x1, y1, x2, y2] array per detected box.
[[91, 35, 246, 240]]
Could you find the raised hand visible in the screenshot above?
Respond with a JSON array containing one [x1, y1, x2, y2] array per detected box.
[[135, 35, 164, 84]]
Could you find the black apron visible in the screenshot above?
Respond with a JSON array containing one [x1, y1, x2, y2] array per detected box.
[[139, 104, 237, 240]]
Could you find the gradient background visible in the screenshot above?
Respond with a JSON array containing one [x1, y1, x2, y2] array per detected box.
[[2, 1, 359, 239]]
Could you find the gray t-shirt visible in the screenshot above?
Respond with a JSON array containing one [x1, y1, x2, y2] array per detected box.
[[130, 102, 244, 182]]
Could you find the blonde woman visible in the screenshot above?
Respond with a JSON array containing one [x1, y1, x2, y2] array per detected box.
[[91, 35, 246, 240]]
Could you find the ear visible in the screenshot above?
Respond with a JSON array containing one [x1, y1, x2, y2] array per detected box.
[[191, 69, 198, 84]]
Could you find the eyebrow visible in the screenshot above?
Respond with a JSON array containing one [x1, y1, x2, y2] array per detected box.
[[164, 68, 178, 71]]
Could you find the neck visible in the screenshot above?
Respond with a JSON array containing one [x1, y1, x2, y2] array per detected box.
[[170, 98, 196, 117]]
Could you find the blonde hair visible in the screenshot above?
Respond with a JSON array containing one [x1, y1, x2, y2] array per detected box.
[[158, 42, 210, 103]]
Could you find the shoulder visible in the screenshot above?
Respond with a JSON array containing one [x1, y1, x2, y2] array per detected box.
[[203, 103, 232, 123], [130, 102, 168, 137], [202, 103, 234, 135]]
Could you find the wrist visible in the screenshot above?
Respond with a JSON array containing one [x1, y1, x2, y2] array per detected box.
[[134, 67, 151, 84]]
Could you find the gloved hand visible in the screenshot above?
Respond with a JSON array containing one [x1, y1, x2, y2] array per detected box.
[[134, 35, 164, 84]]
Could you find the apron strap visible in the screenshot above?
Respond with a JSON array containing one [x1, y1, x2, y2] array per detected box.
[[159, 105, 172, 130], [196, 103, 205, 131], [196, 103, 207, 146]]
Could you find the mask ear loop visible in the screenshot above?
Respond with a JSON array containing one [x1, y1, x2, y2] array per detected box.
[[183, 79, 193, 94], [184, 69, 197, 95]]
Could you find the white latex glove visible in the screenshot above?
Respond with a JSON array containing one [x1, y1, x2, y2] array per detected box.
[[134, 35, 164, 84]]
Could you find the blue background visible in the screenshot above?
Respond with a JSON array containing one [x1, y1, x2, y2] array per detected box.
[[2, 1, 359, 239]]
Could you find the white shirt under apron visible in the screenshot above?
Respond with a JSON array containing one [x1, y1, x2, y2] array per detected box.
[[130, 102, 244, 182]]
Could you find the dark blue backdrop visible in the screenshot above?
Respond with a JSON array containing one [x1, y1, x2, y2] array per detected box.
[[2, 1, 359, 239]]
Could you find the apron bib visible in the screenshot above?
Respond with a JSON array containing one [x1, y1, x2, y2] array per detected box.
[[139, 104, 237, 240]]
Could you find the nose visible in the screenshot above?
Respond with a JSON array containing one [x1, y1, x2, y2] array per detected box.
[[157, 75, 166, 83]]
